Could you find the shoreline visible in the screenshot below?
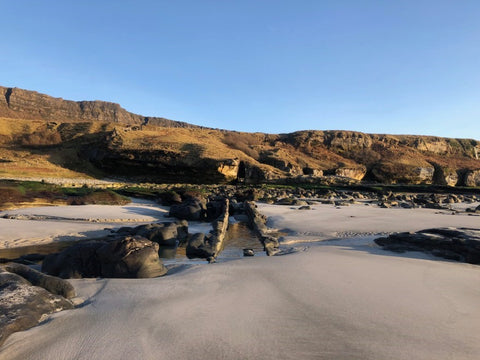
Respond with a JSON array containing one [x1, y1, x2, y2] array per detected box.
[[1, 198, 480, 359], [0, 199, 170, 249]]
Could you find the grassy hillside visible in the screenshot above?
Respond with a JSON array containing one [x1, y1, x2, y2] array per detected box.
[[1, 85, 480, 186], [1, 116, 480, 185]]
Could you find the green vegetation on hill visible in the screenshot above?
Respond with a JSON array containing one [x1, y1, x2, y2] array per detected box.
[[0, 180, 130, 210]]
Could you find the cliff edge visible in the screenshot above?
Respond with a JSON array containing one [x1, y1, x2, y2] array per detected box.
[[0, 86, 479, 186]]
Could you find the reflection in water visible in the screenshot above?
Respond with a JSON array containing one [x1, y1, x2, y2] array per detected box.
[[0, 222, 263, 264], [162, 222, 263, 261], [218, 222, 264, 259], [0, 241, 81, 262]]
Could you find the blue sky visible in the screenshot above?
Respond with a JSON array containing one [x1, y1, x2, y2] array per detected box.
[[1, 1, 479, 139]]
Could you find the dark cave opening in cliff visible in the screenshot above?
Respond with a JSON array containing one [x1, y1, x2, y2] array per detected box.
[[237, 161, 246, 182]]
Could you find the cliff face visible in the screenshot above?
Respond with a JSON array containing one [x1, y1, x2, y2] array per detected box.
[[0, 86, 479, 186], [0, 86, 197, 128], [281, 130, 480, 185]]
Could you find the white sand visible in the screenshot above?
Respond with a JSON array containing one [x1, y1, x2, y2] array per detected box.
[[0, 199, 210, 249], [1, 203, 480, 359], [258, 202, 480, 243]]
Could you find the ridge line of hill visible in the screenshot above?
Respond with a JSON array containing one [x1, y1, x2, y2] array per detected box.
[[0, 85, 479, 186], [0, 85, 202, 129]]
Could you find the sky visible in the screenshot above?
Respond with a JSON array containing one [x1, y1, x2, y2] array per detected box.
[[1, 0, 479, 139]]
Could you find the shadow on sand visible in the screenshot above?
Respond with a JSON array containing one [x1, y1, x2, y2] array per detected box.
[[122, 206, 168, 218], [324, 238, 471, 266], [0, 229, 112, 261]]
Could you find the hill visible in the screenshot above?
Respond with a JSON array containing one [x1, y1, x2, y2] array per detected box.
[[1, 86, 479, 186]]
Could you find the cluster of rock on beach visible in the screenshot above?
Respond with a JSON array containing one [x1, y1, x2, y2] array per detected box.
[[0, 190, 280, 346], [1, 185, 480, 347]]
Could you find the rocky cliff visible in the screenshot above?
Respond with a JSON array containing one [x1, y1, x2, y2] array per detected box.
[[0, 86, 479, 186], [0, 86, 198, 128]]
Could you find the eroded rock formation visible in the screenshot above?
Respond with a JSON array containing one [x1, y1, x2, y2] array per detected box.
[[0, 86, 197, 128], [42, 236, 167, 279], [463, 169, 480, 187], [185, 198, 230, 262], [1, 86, 480, 186], [0, 265, 74, 346]]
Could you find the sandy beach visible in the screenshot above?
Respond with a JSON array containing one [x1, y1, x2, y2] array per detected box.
[[0, 199, 211, 249], [1, 202, 480, 359], [258, 202, 480, 243]]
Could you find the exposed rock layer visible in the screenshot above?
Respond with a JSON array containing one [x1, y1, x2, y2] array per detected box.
[[1, 86, 480, 185], [0, 86, 198, 128]]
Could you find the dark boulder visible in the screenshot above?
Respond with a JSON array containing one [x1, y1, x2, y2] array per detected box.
[[158, 190, 182, 205], [185, 198, 230, 262], [96, 236, 167, 278], [186, 233, 214, 260], [243, 249, 255, 256], [5, 263, 75, 299], [169, 198, 207, 221], [206, 198, 227, 221], [42, 236, 167, 278], [116, 221, 189, 246], [42, 240, 104, 278], [175, 220, 189, 245], [133, 223, 178, 246], [298, 205, 311, 210]]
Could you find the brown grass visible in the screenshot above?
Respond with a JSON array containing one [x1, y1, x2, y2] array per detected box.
[[0, 117, 479, 184], [222, 132, 262, 159], [0, 181, 129, 210]]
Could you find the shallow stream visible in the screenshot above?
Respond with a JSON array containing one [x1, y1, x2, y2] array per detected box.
[[0, 221, 264, 264]]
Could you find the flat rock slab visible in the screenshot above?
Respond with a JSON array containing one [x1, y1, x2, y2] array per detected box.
[[375, 227, 480, 264], [0, 269, 74, 347]]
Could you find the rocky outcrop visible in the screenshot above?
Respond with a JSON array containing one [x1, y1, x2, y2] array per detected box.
[[335, 166, 366, 180], [42, 236, 167, 278], [283, 130, 480, 185], [375, 228, 480, 264], [302, 167, 323, 176], [186, 198, 230, 262], [217, 159, 240, 182], [245, 201, 279, 255], [186, 233, 213, 260], [432, 164, 459, 186], [115, 222, 188, 247], [322, 131, 374, 150], [2, 85, 480, 186], [209, 198, 230, 258], [463, 169, 480, 187], [0, 266, 74, 346], [241, 163, 281, 183], [259, 151, 303, 176], [170, 196, 207, 221], [0, 86, 198, 128], [371, 162, 435, 184], [83, 143, 244, 184]]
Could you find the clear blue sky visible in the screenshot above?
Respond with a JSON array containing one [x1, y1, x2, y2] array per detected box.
[[1, 1, 479, 139]]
